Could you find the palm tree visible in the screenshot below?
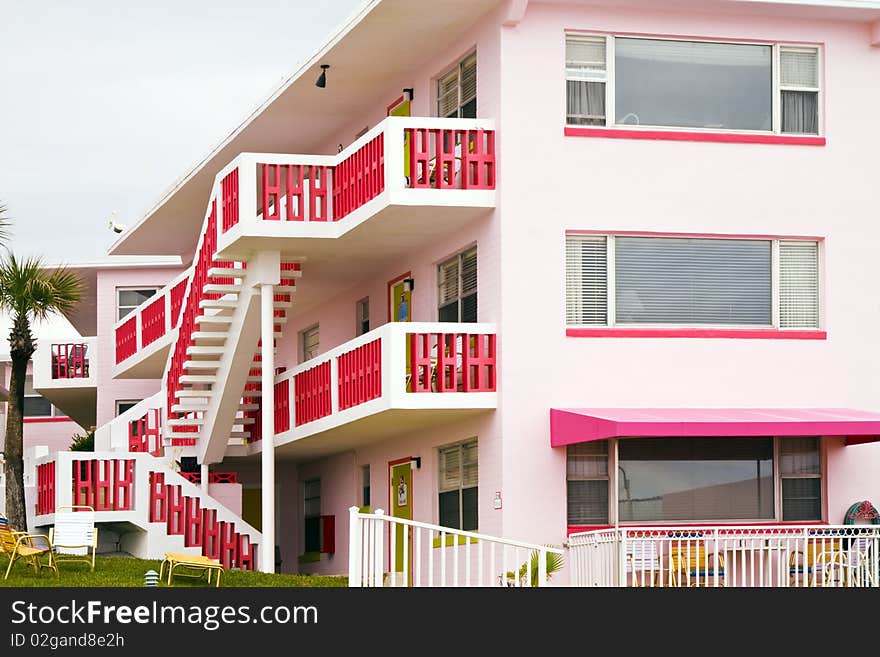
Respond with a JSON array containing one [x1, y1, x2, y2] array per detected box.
[[1, 254, 82, 530]]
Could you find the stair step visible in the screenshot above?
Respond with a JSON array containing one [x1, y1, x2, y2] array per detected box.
[[172, 403, 208, 413], [200, 299, 238, 309], [195, 314, 233, 325], [169, 417, 204, 427], [184, 360, 221, 370], [229, 431, 251, 439], [166, 431, 202, 440], [175, 389, 212, 398], [203, 284, 241, 294], [179, 374, 217, 384], [208, 266, 247, 278], [234, 417, 256, 425], [239, 403, 259, 411], [239, 390, 262, 398], [191, 331, 228, 342], [275, 285, 296, 294], [187, 346, 226, 356]]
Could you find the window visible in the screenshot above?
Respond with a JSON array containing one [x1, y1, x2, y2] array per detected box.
[[361, 465, 371, 509], [437, 52, 477, 118], [356, 298, 370, 336], [23, 375, 56, 418], [117, 288, 159, 321], [565, 235, 820, 329], [301, 325, 319, 362], [438, 439, 478, 531], [779, 437, 822, 521], [618, 438, 774, 522], [438, 247, 477, 323], [565, 35, 820, 135], [567, 441, 609, 525], [564, 436, 826, 525], [303, 478, 321, 553], [116, 400, 141, 416]]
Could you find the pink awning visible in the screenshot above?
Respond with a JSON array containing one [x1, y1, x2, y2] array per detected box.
[[550, 408, 880, 447]]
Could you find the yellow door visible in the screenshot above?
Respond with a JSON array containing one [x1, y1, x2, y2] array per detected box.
[[389, 459, 413, 579]]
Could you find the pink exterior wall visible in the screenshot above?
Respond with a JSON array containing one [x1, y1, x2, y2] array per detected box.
[[496, 3, 880, 550], [21, 419, 83, 455], [295, 413, 499, 576], [95, 266, 184, 426]]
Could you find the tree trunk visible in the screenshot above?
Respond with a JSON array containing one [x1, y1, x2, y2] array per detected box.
[[5, 312, 34, 531]]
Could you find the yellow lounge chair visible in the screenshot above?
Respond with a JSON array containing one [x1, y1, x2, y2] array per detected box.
[[160, 552, 224, 587], [2, 525, 58, 580]]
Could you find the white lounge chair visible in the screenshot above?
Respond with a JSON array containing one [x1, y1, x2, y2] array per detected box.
[[50, 505, 98, 572]]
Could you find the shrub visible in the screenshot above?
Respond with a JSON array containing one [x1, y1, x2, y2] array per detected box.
[[69, 429, 94, 452]]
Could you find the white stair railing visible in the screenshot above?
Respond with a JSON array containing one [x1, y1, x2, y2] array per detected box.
[[348, 506, 563, 587]]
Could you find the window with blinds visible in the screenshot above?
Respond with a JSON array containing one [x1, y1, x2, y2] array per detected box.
[[437, 52, 477, 118], [438, 247, 477, 322], [779, 437, 821, 521], [302, 324, 319, 362], [780, 48, 819, 135], [566, 35, 607, 126], [615, 237, 771, 325], [564, 234, 820, 329], [565, 235, 607, 325], [564, 34, 822, 135], [567, 441, 609, 525], [438, 439, 478, 531], [779, 241, 819, 329]]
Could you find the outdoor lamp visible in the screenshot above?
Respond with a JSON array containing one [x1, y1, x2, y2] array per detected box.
[[315, 64, 329, 88], [403, 277, 414, 292]]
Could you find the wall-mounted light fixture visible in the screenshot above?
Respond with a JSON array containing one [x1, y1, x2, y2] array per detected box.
[[403, 87, 414, 102], [403, 277, 415, 292], [315, 64, 330, 88], [410, 456, 421, 469]]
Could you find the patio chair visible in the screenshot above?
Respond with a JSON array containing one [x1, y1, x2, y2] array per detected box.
[[669, 543, 725, 587], [1, 524, 58, 580], [49, 505, 98, 572], [789, 538, 845, 587], [626, 542, 663, 587]]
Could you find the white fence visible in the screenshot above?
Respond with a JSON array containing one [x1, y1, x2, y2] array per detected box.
[[348, 507, 564, 587], [569, 525, 880, 587]]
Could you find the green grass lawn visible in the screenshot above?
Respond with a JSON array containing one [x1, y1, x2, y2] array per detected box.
[[0, 554, 348, 588]]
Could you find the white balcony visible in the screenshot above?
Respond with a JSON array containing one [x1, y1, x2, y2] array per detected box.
[[32, 337, 97, 428], [228, 321, 497, 461]]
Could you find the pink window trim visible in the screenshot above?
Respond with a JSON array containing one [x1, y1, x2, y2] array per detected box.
[[566, 328, 827, 340], [564, 126, 826, 146], [566, 229, 824, 242]]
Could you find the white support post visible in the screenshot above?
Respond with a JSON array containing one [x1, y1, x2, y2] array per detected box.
[[200, 463, 209, 492], [348, 506, 361, 587], [260, 282, 276, 574]]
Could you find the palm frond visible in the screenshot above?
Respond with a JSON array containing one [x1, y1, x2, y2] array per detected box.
[[0, 203, 11, 249], [0, 254, 83, 321]]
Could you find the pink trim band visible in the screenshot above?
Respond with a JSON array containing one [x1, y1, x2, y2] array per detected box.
[[566, 328, 826, 340], [565, 126, 826, 146], [23, 416, 73, 424]]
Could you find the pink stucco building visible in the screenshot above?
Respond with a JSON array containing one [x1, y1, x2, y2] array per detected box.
[[27, 0, 880, 586]]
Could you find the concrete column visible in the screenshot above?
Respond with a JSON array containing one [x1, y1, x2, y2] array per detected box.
[[260, 283, 275, 573], [201, 463, 209, 492]]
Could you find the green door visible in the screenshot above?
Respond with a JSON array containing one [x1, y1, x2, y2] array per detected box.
[[389, 460, 413, 578]]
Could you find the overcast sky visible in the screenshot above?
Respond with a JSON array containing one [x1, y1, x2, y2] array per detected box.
[[1, 0, 362, 265]]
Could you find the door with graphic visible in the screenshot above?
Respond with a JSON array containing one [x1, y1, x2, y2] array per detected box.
[[389, 458, 413, 580], [388, 273, 413, 390]]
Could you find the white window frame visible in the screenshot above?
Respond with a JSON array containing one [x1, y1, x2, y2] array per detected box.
[[436, 51, 477, 118], [565, 33, 823, 137], [437, 438, 479, 531], [437, 246, 478, 323], [301, 324, 320, 363], [355, 297, 370, 337], [567, 437, 825, 526], [116, 286, 160, 321], [23, 374, 60, 418], [565, 233, 823, 331], [115, 399, 141, 416]]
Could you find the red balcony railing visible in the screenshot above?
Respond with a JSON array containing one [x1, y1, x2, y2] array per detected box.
[[51, 343, 89, 379], [36, 461, 55, 515], [140, 295, 167, 348], [333, 134, 384, 221], [407, 127, 496, 190], [294, 361, 332, 426], [338, 338, 382, 410], [221, 168, 239, 232], [115, 317, 137, 364], [72, 459, 135, 511], [409, 332, 496, 393], [274, 378, 290, 433]]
